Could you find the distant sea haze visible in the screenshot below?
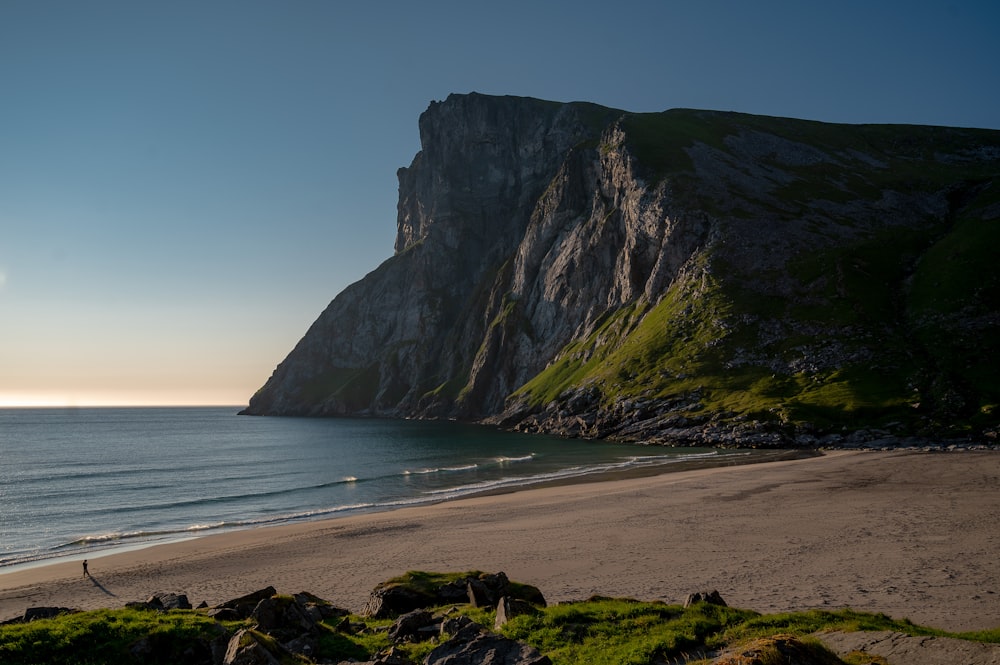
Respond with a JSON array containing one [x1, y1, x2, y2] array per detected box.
[[0, 407, 769, 570]]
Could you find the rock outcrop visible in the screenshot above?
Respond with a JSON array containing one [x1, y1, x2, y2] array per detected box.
[[684, 590, 728, 608], [426, 618, 552, 665], [361, 571, 543, 619], [714, 634, 844, 665], [242, 93, 1000, 446], [3, 606, 77, 623], [145, 591, 192, 610], [493, 596, 540, 630]]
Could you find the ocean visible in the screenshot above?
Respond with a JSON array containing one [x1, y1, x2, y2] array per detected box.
[[0, 407, 768, 571]]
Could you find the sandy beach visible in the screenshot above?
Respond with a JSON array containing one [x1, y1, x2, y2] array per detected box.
[[2, 449, 998, 633]]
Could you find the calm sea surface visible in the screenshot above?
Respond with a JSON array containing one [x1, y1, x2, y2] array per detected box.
[[0, 407, 766, 571]]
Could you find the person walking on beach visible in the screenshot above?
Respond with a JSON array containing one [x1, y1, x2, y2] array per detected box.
[[82, 560, 89, 578]]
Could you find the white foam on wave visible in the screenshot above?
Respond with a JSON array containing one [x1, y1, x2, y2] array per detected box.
[[421, 449, 751, 499], [185, 522, 224, 532], [404, 463, 479, 475], [442, 464, 478, 472], [495, 454, 534, 464]]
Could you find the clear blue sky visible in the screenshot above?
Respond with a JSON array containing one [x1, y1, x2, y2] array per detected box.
[[2, 1, 998, 406]]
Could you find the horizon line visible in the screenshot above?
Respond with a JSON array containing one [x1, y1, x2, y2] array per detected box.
[[0, 404, 246, 409]]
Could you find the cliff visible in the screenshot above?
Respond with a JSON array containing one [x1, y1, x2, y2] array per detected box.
[[241, 93, 1000, 446]]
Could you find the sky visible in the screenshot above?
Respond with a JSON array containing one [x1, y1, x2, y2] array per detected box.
[[1, 1, 998, 408]]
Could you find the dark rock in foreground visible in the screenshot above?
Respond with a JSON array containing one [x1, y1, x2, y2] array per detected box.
[[684, 590, 728, 608], [493, 596, 540, 630], [387, 609, 437, 643], [146, 591, 192, 610], [2, 606, 78, 624], [250, 595, 320, 642], [211, 585, 278, 620], [426, 619, 551, 665], [362, 571, 544, 619], [224, 627, 284, 665], [8, 571, 1000, 665], [344, 645, 415, 665], [714, 634, 843, 665]]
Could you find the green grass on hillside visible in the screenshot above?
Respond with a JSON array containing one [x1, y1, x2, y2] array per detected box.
[[6, 590, 997, 665], [512, 253, 920, 433], [511, 172, 1000, 436], [0, 607, 233, 665], [501, 599, 753, 665]]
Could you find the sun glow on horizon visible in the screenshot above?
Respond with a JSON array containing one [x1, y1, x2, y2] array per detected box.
[[0, 391, 247, 409]]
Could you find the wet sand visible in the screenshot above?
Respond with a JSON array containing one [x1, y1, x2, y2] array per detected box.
[[2, 450, 998, 632]]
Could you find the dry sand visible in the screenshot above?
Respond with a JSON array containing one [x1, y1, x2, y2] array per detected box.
[[1, 450, 998, 632]]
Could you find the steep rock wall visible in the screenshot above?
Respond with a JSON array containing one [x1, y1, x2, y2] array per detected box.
[[242, 94, 610, 416], [456, 122, 712, 417], [243, 95, 1000, 446]]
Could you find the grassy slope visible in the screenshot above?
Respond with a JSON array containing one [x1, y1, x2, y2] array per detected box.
[[5, 593, 999, 665], [512, 111, 1000, 438], [0, 608, 233, 665]]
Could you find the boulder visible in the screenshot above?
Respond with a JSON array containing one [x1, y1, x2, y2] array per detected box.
[[475, 571, 522, 606], [363, 571, 542, 618], [438, 572, 511, 607], [683, 590, 727, 607], [361, 584, 433, 619], [250, 595, 318, 642], [510, 583, 546, 608], [376, 646, 416, 664], [223, 628, 287, 665], [292, 590, 326, 604], [214, 586, 277, 619], [465, 572, 509, 607], [714, 634, 842, 665], [293, 590, 349, 622], [334, 615, 357, 633], [20, 607, 76, 622], [494, 596, 539, 630], [281, 633, 319, 660], [425, 625, 552, 665], [343, 645, 416, 665], [387, 609, 438, 643], [437, 580, 475, 605], [440, 615, 481, 640], [146, 591, 193, 610], [206, 607, 242, 621]]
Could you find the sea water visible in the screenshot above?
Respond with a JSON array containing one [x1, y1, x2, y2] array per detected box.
[[0, 407, 762, 570]]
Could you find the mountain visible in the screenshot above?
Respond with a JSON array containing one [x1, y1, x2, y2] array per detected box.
[[241, 93, 1000, 447]]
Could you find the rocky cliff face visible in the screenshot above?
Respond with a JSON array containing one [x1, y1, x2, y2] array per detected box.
[[241, 94, 615, 417], [242, 94, 1000, 446]]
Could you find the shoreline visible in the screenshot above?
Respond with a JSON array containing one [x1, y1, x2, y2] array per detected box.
[[2, 449, 999, 632], [0, 447, 809, 574]]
